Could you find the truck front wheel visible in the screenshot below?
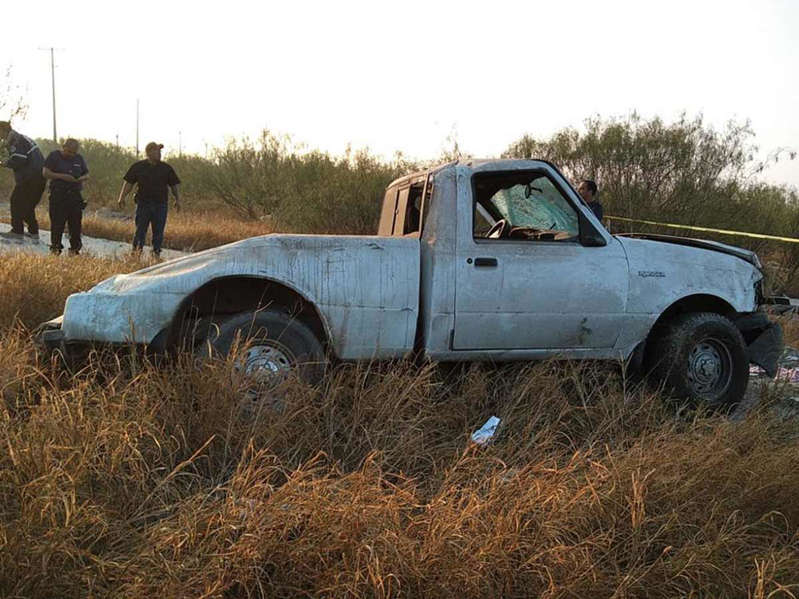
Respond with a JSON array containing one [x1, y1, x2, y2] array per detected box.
[[645, 312, 748, 409], [199, 309, 326, 394]]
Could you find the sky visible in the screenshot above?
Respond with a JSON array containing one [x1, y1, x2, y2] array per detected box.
[[2, 0, 798, 188]]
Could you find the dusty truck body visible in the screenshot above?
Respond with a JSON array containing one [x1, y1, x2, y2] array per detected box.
[[40, 159, 782, 406]]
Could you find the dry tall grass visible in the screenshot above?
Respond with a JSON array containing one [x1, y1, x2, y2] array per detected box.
[[80, 209, 275, 252], [1, 254, 798, 598], [0, 254, 143, 329]]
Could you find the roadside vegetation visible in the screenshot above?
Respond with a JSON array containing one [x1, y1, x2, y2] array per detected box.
[[1, 253, 798, 598]]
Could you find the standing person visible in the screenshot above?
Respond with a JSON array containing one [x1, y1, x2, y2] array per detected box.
[[117, 142, 180, 258], [0, 120, 46, 240], [42, 138, 89, 255], [577, 179, 603, 220]]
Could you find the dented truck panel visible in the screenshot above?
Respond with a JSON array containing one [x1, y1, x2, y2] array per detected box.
[[618, 236, 759, 314], [62, 235, 421, 360]]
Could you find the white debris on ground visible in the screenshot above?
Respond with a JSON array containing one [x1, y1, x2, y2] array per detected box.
[[0, 222, 187, 260], [470, 416, 501, 445], [749, 346, 799, 385], [749, 365, 799, 384]]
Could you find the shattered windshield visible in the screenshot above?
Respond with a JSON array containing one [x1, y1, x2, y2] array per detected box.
[[474, 172, 579, 241]]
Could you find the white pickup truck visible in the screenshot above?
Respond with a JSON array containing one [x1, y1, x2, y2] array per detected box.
[[39, 159, 782, 407]]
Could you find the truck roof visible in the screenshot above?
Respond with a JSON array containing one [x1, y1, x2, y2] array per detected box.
[[385, 160, 455, 189], [385, 158, 555, 189]]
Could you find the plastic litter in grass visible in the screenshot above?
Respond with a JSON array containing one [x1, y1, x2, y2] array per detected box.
[[471, 416, 501, 445]]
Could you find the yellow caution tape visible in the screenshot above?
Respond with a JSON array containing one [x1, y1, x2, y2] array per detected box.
[[605, 216, 799, 244]]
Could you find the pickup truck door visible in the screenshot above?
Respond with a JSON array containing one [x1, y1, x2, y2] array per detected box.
[[452, 169, 629, 350]]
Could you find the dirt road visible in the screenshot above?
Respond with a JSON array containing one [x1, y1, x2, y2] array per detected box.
[[0, 222, 187, 259]]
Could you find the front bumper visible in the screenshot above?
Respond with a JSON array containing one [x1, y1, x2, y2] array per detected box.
[[36, 316, 67, 352], [39, 327, 67, 353], [35, 314, 169, 360]]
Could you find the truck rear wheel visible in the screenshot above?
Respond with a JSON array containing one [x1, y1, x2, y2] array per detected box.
[[645, 312, 748, 409], [199, 309, 326, 396]]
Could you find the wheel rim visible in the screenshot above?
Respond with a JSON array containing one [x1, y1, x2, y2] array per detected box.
[[685, 337, 733, 400], [241, 343, 293, 377], [233, 341, 295, 405]]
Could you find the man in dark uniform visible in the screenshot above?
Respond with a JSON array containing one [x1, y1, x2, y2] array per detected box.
[[0, 120, 46, 240], [577, 179, 603, 220], [117, 141, 181, 258], [42, 138, 89, 255]]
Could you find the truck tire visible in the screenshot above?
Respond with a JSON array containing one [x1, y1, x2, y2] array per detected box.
[[201, 309, 326, 387], [645, 312, 748, 409]]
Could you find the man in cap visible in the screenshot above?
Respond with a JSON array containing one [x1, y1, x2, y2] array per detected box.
[[42, 138, 89, 255], [0, 120, 46, 240], [117, 141, 181, 258]]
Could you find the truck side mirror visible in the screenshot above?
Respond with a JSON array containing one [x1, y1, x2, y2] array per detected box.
[[578, 211, 607, 247]]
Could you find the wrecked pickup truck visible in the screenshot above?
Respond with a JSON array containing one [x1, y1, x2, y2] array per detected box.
[[39, 159, 782, 407]]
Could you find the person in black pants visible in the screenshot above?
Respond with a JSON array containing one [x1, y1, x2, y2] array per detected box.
[[43, 139, 89, 255], [0, 121, 46, 240], [117, 141, 181, 258]]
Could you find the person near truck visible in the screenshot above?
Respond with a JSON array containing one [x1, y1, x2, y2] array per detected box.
[[577, 179, 603, 220], [117, 141, 181, 258], [42, 138, 89, 255], [0, 120, 46, 240]]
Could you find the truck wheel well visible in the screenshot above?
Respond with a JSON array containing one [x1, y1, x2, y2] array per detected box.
[[166, 276, 328, 351], [642, 293, 737, 356], [653, 294, 736, 329]]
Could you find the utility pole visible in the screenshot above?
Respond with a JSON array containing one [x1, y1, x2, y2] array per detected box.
[[50, 48, 56, 143], [38, 47, 61, 143], [115, 133, 119, 148], [135, 99, 140, 158], [178, 130, 182, 157]]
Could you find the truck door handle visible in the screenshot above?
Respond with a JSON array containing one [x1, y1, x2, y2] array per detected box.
[[473, 257, 498, 267]]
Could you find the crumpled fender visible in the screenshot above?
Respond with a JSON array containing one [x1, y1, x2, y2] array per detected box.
[[734, 312, 784, 377]]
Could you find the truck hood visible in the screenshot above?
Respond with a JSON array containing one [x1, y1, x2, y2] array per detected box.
[[615, 233, 761, 269]]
